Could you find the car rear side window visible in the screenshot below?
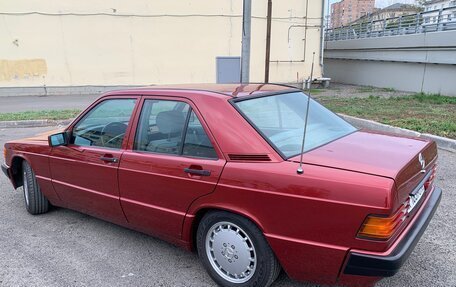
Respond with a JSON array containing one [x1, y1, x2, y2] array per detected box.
[[183, 111, 218, 159], [135, 99, 217, 159], [71, 99, 136, 149], [135, 100, 189, 155]]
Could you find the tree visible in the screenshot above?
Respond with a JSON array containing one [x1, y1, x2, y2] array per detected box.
[[415, 0, 427, 7]]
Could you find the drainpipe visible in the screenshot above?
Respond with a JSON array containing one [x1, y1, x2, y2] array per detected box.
[[241, 0, 252, 83], [304, 0, 309, 61], [265, 0, 273, 83], [320, 0, 326, 69]]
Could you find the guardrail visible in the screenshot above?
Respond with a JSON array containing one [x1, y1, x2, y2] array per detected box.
[[325, 6, 456, 41]]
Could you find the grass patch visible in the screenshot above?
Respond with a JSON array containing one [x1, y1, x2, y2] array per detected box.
[[317, 93, 456, 139], [0, 109, 81, 121], [356, 86, 376, 93], [309, 89, 324, 94]]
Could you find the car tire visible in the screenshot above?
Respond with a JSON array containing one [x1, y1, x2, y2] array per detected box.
[[197, 211, 281, 287], [22, 161, 49, 215]]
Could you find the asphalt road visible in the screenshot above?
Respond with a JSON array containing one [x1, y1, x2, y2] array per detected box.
[[0, 127, 455, 287], [0, 95, 99, 113]]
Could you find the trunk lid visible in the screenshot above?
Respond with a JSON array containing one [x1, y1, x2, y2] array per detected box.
[[290, 131, 438, 208]]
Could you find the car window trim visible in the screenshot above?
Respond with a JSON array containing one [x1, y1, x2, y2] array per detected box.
[[133, 98, 153, 151], [179, 107, 193, 155]]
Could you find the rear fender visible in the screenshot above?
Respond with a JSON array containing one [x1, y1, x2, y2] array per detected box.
[[182, 199, 267, 251]]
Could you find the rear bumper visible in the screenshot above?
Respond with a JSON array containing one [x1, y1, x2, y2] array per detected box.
[[343, 186, 442, 277], [1, 163, 10, 179]]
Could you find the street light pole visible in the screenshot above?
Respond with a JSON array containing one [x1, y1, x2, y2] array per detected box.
[[264, 0, 272, 83], [241, 0, 252, 83]]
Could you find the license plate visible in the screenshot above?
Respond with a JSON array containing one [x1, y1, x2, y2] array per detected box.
[[408, 185, 426, 212]]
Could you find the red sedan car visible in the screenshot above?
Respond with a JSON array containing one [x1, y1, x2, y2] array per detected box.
[[2, 84, 441, 287]]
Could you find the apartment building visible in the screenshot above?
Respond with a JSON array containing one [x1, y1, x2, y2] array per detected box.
[[423, 0, 456, 24], [330, 0, 376, 28]]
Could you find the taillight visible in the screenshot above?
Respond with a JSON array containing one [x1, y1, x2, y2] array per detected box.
[[358, 164, 437, 241], [3, 147, 6, 161], [424, 164, 437, 190], [357, 204, 408, 240]]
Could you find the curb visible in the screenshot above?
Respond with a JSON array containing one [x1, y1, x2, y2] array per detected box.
[[0, 119, 72, 128], [340, 114, 456, 152]]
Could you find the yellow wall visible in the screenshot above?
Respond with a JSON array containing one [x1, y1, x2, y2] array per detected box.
[[0, 0, 324, 88]]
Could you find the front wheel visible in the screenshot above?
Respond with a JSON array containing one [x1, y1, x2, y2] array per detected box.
[[22, 161, 49, 215], [197, 211, 281, 287]]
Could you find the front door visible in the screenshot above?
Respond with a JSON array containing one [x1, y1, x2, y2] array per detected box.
[[119, 97, 226, 241], [50, 97, 138, 224]]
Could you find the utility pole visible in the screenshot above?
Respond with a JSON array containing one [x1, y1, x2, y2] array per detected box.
[[241, 0, 252, 83], [264, 0, 272, 83]]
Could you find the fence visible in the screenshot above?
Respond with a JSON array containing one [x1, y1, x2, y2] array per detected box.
[[325, 5, 456, 41]]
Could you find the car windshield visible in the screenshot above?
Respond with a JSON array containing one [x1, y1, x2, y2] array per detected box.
[[234, 92, 357, 158]]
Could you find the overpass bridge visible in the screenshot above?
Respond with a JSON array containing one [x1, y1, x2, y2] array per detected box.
[[323, 6, 456, 96]]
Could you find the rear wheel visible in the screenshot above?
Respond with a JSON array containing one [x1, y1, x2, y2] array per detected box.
[[22, 161, 49, 215], [197, 211, 281, 287]]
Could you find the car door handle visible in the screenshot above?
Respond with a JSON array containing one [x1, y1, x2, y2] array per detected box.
[[184, 168, 211, 176], [100, 156, 119, 163]]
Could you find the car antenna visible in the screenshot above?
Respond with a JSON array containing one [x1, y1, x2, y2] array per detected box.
[[297, 52, 316, 175]]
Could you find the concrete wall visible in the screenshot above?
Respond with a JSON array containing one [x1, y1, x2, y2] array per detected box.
[[324, 30, 456, 96], [0, 0, 324, 94]]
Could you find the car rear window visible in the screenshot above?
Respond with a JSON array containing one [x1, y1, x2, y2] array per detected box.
[[233, 92, 357, 158]]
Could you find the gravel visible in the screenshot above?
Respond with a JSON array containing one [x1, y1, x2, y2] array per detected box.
[[0, 127, 454, 287]]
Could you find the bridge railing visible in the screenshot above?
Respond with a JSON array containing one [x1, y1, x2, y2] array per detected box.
[[326, 5, 456, 41]]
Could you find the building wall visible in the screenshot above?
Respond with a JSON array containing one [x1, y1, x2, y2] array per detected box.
[[372, 8, 421, 21], [324, 30, 456, 96], [0, 0, 324, 91], [330, 0, 375, 28]]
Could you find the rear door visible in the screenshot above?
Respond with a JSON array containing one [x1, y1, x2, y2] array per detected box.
[[50, 96, 139, 224], [119, 97, 226, 240]]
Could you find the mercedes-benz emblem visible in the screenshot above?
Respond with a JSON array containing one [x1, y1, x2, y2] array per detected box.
[[418, 153, 426, 173]]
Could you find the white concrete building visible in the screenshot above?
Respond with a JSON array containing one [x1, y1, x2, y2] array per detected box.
[[423, 0, 456, 25], [0, 0, 326, 95]]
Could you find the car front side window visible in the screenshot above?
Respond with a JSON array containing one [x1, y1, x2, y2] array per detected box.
[[71, 99, 136, 149]]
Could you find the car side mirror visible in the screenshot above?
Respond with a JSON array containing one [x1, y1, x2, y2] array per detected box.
[[48, 132, 69, 147]]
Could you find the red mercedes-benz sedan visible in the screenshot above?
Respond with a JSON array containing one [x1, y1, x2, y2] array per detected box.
[[2, 84, 441, 287]]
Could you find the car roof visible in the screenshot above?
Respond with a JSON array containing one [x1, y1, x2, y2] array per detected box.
[[105, 83, 301, 98]]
